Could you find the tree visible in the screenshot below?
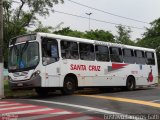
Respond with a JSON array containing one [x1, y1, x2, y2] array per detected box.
[[3, 0, 64, 67], [54, 27, 85, 38], [84, 29, 115, 43], [54, 28, 115, 42], [137, 18, 160, 48], [34, 21, 54, 33], [136, 18, 160, 69], [115, 25, 135, 45]]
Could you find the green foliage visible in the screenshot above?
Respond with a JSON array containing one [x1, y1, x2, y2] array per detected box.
[[34, 21, 54, 33], [143, 18, 160, 38], [84, 30, 115, 42], [137, 18, 160, 69], [3, 0, 63, 67], [54, 27, 115, 42], [115, 25, 135, 45], [54, 27, 85, 38]]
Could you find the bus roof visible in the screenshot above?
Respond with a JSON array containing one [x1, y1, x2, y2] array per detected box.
[[37, 32, 155, 52]]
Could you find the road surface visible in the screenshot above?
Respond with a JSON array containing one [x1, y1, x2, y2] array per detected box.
[[0, 86, 160, 120]]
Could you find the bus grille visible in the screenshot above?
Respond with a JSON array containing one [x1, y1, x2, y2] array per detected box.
[[13, 71, 29, 77]]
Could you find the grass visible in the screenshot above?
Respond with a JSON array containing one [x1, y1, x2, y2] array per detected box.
[[4, 80, 13, 97], [4, 80, 36, 98]]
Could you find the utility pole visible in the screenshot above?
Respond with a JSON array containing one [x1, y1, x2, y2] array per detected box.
[[0, 0, 4, 98], [86, 12, 92, 31]]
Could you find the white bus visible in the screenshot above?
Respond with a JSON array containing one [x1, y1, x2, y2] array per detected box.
[[8, 32, 158, 95]]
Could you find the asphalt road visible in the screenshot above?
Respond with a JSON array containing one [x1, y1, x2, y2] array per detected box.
[[1, 86, 160, 120]]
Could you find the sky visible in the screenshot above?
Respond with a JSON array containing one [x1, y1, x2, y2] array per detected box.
[[38, 0, 160, 40]]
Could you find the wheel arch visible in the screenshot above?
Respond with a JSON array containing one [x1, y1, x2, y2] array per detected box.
[[64, 73, 78, 89], [126, 75, 136, 85], [126, 75, 136, 91]]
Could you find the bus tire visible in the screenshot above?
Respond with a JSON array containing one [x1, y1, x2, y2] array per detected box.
[[62, 77, 76, 95], [126, 76, 136, 91], [35, 88, 49, 97]]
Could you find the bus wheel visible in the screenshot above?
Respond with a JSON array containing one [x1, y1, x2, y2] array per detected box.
[[126, 76, 136, 91], [35, 88, 49, 97], [62, 77, 76, 95]]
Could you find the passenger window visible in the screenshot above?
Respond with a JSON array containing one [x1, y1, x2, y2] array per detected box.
[[123, 49, 135, 64], [42, 38, 59, 65], [145, 52, 155, 65], [61, 41, 79, 59], [79, 43, 95, 61], [135, 50, 146, 64], [95, 45, 109, 61], [110, 47, 123, 62]]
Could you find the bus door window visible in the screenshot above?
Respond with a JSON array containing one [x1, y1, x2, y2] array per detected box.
[[42, 38, 59, 65], [110, 47, 123, 63], [145, 52, 155, 65]]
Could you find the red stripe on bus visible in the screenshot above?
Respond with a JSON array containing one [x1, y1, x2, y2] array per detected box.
[[112, 63, 128, 69]]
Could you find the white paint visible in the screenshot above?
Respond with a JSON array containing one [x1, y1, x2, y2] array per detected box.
[[9, 108, 53, 114], [0, 105, 35, 111], [67, 116, 93, 120], [31, 99, 143, 120], [150, 99, 160, 103], [0, 103, 21, 107], [19, 111, 72, 120], [0, 63, 4, 98], [0, 101, 8, 104]]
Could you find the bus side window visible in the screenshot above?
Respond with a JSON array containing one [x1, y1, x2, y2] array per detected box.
[[42, 38, 59, 65], [110, 47, 123, 63], [61, 40, 79, 59], [135, 50, 146, 64], [95, 45, 109, 61], [123, 49, 135, 64], [145, 52, 155, 65], [79, 43, 95, 61]]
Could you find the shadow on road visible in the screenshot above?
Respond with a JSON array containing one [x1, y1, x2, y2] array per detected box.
[[4, 86, 157, 100]]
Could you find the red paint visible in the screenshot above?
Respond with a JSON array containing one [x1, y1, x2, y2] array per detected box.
[[148, 70, 153, 82], [70, 64, 86, 71], [0, 106, 45, 114], [18, 109, 64, 118], [89, 65, 101, 71], [70, 64, 101, 71], [112, 63, 128, 69]]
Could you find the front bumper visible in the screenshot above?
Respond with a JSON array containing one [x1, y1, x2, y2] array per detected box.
[[9, 75, 41, 90]]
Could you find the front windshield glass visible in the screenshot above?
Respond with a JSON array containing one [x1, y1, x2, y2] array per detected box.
[[8, 42, 39, 71]]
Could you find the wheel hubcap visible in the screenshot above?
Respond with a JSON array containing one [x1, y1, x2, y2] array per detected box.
[[66, 82, 73, 90]]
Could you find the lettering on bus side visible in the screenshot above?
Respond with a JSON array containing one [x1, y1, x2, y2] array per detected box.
[[70, 64, 101, 71], [89, 65, 101, 71], [70, 64, 87, 71]]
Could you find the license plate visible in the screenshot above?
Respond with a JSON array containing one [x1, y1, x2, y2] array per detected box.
[[17, 83, 23, 86]]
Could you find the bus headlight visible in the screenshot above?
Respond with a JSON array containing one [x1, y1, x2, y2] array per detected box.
[[8, 76, 12, 81], [32, 70, 41, 78]]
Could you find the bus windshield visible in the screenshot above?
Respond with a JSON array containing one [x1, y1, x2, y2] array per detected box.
[[8, 42, 39, 72]]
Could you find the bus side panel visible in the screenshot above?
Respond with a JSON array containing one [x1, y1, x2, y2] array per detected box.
[[60, 60, 127, 87], [44, 62, 60, 87]]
